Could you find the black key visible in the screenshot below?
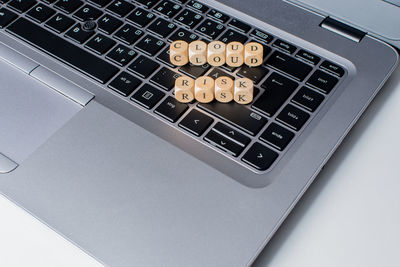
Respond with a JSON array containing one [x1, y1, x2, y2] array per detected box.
[[168, 27, 198, 42], [198, 102, 267, 136], [126, 8, 155, 27], [266, 51, 312, 81], [65, 23, 94, 43], [26, 4, 55, 23], [174, 0, 187, 4], [106, 44, 136, 66], [8, 17, 118, 83], [147, 18, 176, 38], [42, 0, 56, 4], [133, 0, 158, 9], [73, 4, 102, 21], [179, 63, 210, 79], [320, 60, 345, 77], [187, 0, 208, 13], [207, 9, 229, 23], [97, 14, 122, 34], [220, 64, 236, 73], [242, 142, 278, 170], [260, 123, 294, 151], [219, 29, 247, 44], [154, 96, 188, 122], [250, 28, 273, 44], [237, 65, 268, 84], [135, 35, 165, 56], [44, 13, 74, 33], [85, 34, 116, 54], [0, 8, 17, 28], [228, 18, 251, 33], [204, 130, 243, 157], [131, 84, 165, 109], [272, 39, 296, 54], [150, 67, 180, 91], [174, 8, 202, 29], [296, 49, 320, 65], [156, 47, 174, 67], [213, 122, 250, 147], [128, 55, 159, 78], [105, 0, 134, 17], [179, 109, 213, 136], [208, 68, 234, 80], [306, 70, 338, 94], [88, 0, 111, 8], [114, 24, 143, 45], [54, 0, 82, 14], [291, 87, 324, 112], [253, 72, 298, 117], [8, 0, 36, 13], [195, 19, 225, 39], [276, 104, 310, 131], [154, 0, 181, 18], [108, 71, 141, 97]]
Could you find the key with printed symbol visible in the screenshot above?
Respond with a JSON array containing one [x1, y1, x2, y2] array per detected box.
[[155, 96, 188, 122], [179, 109, 213, 136], [234, 77, 253, 105], [135, 34, 165, 56], [204, 130, 244, 157], [108, 71, 141, 96], [151, 67, 181, 91], [106, 44, 136, 66], [131, 84, 165, 109], [260, 123, 294, 151], [213, 122, 250, 147], [242, 142, 278, 170]]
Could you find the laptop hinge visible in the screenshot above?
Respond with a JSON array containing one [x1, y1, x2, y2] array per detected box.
[[320, 17, 366, 43]]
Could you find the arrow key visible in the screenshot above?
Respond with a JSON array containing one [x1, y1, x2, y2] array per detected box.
[[204, 130, 244, 157], [242, 142, 278, 170], [179, 109, 213, 136], [212, 122, 250, 147]]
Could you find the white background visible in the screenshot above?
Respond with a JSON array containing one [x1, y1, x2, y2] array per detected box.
[[1, 67, 400, 266]]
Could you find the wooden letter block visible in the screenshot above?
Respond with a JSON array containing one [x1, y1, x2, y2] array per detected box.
[[214, 76, 234, 103], [207, 41, 226, 67], [189, 40, 207, 66], [234, 77, 253, 104], [244, 42, 263, 67], [169, 40, 189, 66], [175, 76, 195, 103], [195, 76, 214, 103], [226, 41, 244, 67]]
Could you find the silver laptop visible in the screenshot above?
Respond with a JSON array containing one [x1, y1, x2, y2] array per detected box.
[[0, 0, 398, 265]]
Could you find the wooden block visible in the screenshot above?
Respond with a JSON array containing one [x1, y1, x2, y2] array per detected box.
[[195, 76, 214, 103], [207, 41, 226, 67], [189, 40, 207, 66], [175, 76, 195, 103], [169, 40, 189, 66], [234, 77, 253, 104], [214, 76, 234, 103], [226, 41, 244, 67], [244, 42, 263, 67]]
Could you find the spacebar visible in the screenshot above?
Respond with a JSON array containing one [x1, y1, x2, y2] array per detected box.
[[6, 17, 119, 84]]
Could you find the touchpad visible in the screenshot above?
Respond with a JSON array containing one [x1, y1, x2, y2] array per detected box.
[[0, 59, 82, 171]]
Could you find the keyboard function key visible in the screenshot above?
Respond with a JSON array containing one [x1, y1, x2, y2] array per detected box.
[[295, 49, 320, 65], [114, 23, 143, 45], [44, 13, 75, 33], [228, 18, 251, 33], [187, 0, 208, 13], [97, 14, 122, 34], [135, 34, 165, 56], [174, 8, 202, 29], [242, 142, 278, 170], [147, 18, 176, 38], [306, 70, 338, 94], [291, 86, 324, 112], [179, 109, 213, 136], [260, 123, 294, 151], [54, 0, 83, 14], [213, 122, 250, 147], [195, 19, 225, 39], [26, 3, 55, 23], [126, 8, 155, 27], [276, 104, 310, 131], [85, 33, 116, 54], [73, 4, 102, 21], [154, 0, 181, 18], [250, 28, 273, 44], [128, 55, 159, 78], [150, 67, 180, 91], [320, 60, 345, 77], [155, 96, 188, 122], [266, 51, 312, 81], [106, 44, 136, 66], [108, 71, 141, 96], [0, 8, 17, 28], [131, 84, 165, 109], [8, 0, 36, 13], [105, 0, 134, 17], [272, 39, 297, 54], [207, 9, 229, 23], [65, 23, 95, 43]]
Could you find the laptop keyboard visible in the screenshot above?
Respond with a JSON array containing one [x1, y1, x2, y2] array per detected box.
[[0, 0, 345, 172]]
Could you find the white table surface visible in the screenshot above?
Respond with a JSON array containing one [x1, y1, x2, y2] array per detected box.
[[1, 66, 400, 267]]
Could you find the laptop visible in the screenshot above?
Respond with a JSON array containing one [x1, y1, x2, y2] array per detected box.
[[0, 0, 398, 266]]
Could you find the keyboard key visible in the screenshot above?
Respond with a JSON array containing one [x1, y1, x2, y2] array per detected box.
[[97, 14, 122, 34], [135, 35, 165, 56], [276, 104, 310, 131], [306, 70, 338, 94], [106, 44, 136, 66], [204, 130, 243, 157], [253, 72, 298, 116], [8, 0, 36, 13], [266, 51, 312, 81], [73, 4, 102, 21], [54, 0, 82, 14], [156, 47, 174, 67], [147, 18, 176, 38], [320, 60, 345, 77], [219, 29, 247, 44], [179, 63, 210, 78], [187, 0, 208, 13], [26, 3, 55, 23], [44, 13, 75, 33], [133, 0, 158, 9], [207, 9, 229, 23], [260, 123, 294, 151], [213, 122, 250, 147], [131, 84, 165, 109], [228, 18, 251, 33], [174, 8, 202, 29], [126, 8, 155, 27], [108, 71, 141, 96], [198, 102, 267, 136], [291, 87, 324, 112], [242, 142, 278, 170], [85, 34, 116, 54], [105, 0, 134, 17], [237, 65, 268, 84], [128, 55, 159, 78], [150, 67, 180, 91], [42, 0, 56, 4], [195, 19, 225, 39], [154, 0, 181, 18], [65, 23, 94, 43], [208, 68, 234, 80], [0, 8, 17, 28], [272, 39, 296, 54], [114, 23, 143, 45], [168, 27, 198, 42], [88, 0, 111, 7], [296, 49, 320, 65], [179, 109, 213, 136], [250, 28, 273, 44], [155, 96, 188, 122], [8, 18, 118, 83]]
